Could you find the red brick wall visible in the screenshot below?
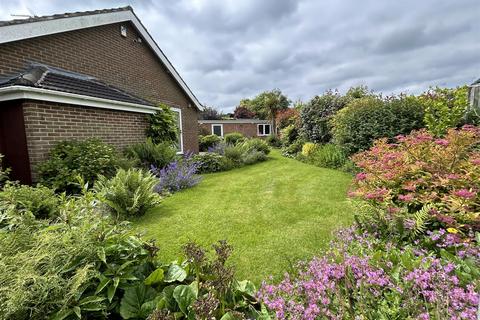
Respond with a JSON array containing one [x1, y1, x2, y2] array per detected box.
[[0, 20, 199, 156], [199, 122, 268, 138], [22, 100, 148, 181]]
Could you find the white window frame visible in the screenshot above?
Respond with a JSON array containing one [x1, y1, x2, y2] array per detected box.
[[257, 124, 271, 136], [211, 124, 224, 137], [171, 107, 183, 154]]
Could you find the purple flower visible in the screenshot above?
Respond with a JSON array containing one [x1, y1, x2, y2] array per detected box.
[[151, 152, 202, 192]]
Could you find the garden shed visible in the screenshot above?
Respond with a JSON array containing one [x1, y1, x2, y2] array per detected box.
[[0, 7, 201, 184]]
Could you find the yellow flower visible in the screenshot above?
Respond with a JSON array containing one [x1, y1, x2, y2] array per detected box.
[[447, 228, 458, 234]]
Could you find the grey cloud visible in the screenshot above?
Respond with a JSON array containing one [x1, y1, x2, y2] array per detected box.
[[1, 0, 479, 110]]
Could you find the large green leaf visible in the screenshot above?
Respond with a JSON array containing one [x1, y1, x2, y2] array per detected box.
[[234, 280, 256, 296], [119, 284, 158, 319], [162, 285, 177, 310], [49, 309, 73, 320], [144, 268, 164, 286], [164, 264, 187, 283], [173, 285, 197, 315]]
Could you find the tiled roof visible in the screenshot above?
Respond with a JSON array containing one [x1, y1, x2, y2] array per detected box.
[[0, 7, 132, 27], [0, 64, 153, 106]]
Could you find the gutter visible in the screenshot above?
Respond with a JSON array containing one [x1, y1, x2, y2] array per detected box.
[[0, 85, 160, 114]]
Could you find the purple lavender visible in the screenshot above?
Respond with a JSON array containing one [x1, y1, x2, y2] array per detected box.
[[151, 152, 202, 192], [207, 142, 226, 155]]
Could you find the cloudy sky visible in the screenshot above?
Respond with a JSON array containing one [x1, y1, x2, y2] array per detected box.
[[1, 0, 479, 111]]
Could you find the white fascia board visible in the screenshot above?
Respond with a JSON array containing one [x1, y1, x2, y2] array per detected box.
[[0, 86, 159, 114], [0, 10, 202, 110]]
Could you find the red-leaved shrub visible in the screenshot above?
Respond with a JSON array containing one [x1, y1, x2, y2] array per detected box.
[[351, 125, 480, 233]]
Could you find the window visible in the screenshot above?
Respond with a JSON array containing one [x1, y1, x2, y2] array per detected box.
[[171, 108, 183, 153], [257, 124, 271, 136], [212, 124, 223, 137]]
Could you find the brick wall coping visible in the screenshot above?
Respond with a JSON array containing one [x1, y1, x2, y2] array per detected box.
[[0, 7, 202, 110], [0, 85, 161, 114]]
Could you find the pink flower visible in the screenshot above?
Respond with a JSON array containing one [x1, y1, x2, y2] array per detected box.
[[355, 172, 367, 181], [470, 157, 480, 165], [398, 194, 414, 202], [402, 181, 417, 191], [446, 174, 459, 180], [453, 189, 476, 199], [435, 139, 449, 146]]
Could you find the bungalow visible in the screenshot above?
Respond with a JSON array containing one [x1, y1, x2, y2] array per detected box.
[[0, 7, 201, 184], [198, 119, 273, 138]]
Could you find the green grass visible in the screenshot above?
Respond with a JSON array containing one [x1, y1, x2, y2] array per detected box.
[[134, 150, 353, 283]]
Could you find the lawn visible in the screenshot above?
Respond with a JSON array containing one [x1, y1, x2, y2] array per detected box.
[[134, 150, 353, 283]]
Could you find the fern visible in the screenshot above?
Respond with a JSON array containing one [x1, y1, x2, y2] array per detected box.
[[410, 204, 434, 238], [94, 168, 161, 219]]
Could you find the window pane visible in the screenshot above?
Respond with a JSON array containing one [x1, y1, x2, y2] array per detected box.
[[264, 124, 270, 135], [258, 125, 264, 135], [213, 125, 222, 136]]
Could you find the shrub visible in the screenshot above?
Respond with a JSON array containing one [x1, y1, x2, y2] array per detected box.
[[0, 183, 60, 220], [259, 227, 479, 320], [281, 139, 304, 158], [241, 150, 268, 165], [37, 138, 122, 193], [266, 135, 281, 147], [238, 138, 270, 155], [224, 132, 245, 145], [421, 86, 469, 136], [199, 134, 222, 152], [300, 90, 349, 143], [152, 154, 202, 192], [223, 144, 245, 167], [331, 94, 425, 154], [304, 143, 348, 169], [193, 153, 232, 173], [301, 142, 317, 157], [94, 168, 161, 219], [207, 141, 227, 154], [0, 193, 158, 319], [280, 124, 299, 146], [0, 154, 10, 187], [351, 126, 480, 237], [125, 139, 177, 169], [146, 103, 179, 144]]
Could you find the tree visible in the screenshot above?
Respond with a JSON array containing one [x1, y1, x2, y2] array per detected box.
[[233, 106, 256, 119], [300, 90, 350, 143], [276, 108, 299, 130], [199, 106, 224, 120], [243, 89, 290, 135]]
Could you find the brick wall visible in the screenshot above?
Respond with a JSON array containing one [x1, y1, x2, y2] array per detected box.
[[0, 20, 199, 157], [199, 123, 259, 138], [22, 100, 148, 180], [199, 122, 272, 138]]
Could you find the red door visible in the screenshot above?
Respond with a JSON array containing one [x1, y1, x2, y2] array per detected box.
[[0, 100, 32, 184]]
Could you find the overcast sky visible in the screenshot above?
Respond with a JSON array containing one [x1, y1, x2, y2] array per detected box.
[[1, 0, 479, 111]]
